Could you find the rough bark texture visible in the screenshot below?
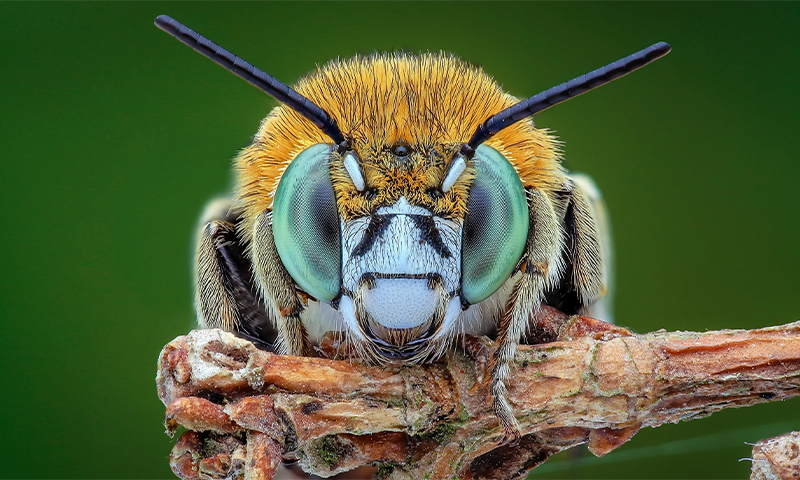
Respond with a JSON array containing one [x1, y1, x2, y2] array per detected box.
[[156, 307, 800, 480], [750, 431, 800, 480]]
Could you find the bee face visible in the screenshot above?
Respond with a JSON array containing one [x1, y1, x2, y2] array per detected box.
[[237, 54, 552, 359]]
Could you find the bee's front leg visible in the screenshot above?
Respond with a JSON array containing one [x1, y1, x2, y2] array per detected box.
[[195, 211, 278, 351], [250, 209, 311, 356], [492, 181, 605, 443], [491, 187, 564, 444], [194, 201, 309, 355]]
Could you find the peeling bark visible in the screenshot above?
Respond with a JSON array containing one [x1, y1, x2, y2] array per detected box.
[[156, 307, 800, 479]]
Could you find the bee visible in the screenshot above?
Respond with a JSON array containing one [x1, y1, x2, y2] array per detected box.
[[155, 15, 669, 441]]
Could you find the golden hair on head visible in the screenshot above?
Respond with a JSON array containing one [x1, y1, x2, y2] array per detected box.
[[237, 53, 562, 226]]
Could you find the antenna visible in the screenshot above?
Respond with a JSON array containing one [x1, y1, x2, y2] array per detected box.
[[154, 15, 346, 145], [464, 42, 671, 156]]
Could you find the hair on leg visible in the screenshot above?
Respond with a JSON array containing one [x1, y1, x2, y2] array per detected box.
[[250, 209, 311, 356], [491, 187, 563, 443]]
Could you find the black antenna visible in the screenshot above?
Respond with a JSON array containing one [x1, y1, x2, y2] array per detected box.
[[154, 15, 346, 146], [463, 42, 671, 156]]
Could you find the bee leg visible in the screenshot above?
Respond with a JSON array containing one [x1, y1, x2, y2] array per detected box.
[[251, 209, 311, 357], [231, 331, 275, 352], [544, 176, 606, 318], [492, 188, 563, 444], [195, 218, 278, 350], [570, 174, 613, 321]]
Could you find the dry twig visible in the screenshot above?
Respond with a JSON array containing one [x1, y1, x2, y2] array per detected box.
[[750, 431, 800, 480], [156, 307, 800, 479]]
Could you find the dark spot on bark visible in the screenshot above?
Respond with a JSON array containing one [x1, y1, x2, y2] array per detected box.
[[302, 401, 324, 415], [195, 391, 226, 404], [276, 410, 298, 453], [469, 433, 561, 479]]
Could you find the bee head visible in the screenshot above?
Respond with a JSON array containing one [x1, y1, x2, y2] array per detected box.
[[238, 54, 560, 361]]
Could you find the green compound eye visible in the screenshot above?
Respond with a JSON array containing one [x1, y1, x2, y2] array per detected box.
[[272, 144, 342, 302], [461, 145, 529, 304]]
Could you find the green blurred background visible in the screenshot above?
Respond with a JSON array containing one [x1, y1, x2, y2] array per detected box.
[[1, 2, 798, 478]]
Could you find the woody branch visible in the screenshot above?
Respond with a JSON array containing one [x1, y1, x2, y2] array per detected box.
[[156, 306, 800, 480]]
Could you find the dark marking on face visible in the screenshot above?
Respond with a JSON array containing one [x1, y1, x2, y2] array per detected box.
[[352, 215, 392, 257], [410, 215, 452, 258], [368, 272, 432, 280], [351, 212, 452, 261], [360, 272, 377, 290], [426, 272, 443, 290]]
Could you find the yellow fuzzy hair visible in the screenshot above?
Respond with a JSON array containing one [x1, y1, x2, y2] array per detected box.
[[235, 52, 565, 236]]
